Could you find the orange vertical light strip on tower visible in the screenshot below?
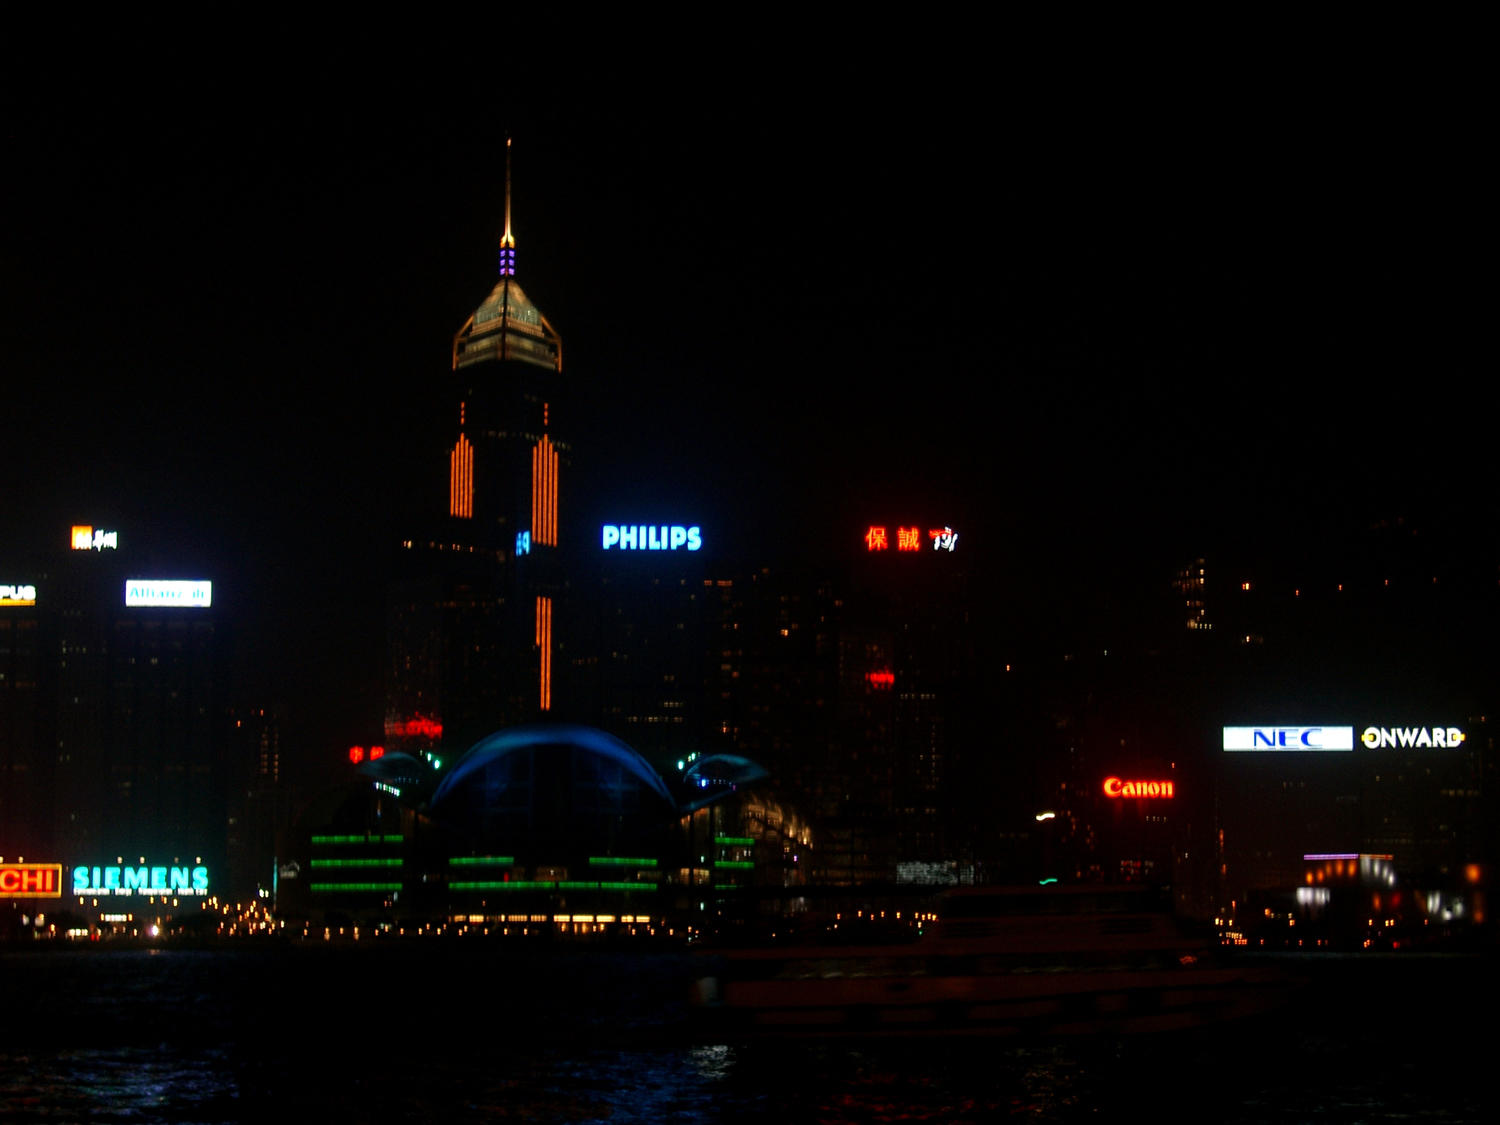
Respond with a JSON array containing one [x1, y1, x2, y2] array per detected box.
[[531, 435, 559, 546], [536, 595, 552, 711], [545, 435, 558, 545], [449, 434, 473, 518], [449, 443, 458, 516], [534, 444, 546, 543]]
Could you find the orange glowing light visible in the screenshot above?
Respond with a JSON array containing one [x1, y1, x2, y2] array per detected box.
[[369, 746, 385, 761], [531, 436, 559, 546], [897, 526, 921, 551], [71, 526, 93, 550], [349, 746, 365, 764], [449, 434, 474, 519], [0, 863, 62, 898], [865, 526, 888, 551], [1102, 777, 1175, 799], [536, 596, 552, 711]]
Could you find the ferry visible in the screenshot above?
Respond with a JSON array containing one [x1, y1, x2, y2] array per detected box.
[[691, 884, 1292, 1036]]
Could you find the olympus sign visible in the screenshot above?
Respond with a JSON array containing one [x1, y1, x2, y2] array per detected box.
[[1222, 726, 1355, 751], [1360, 726, 1465, 749]]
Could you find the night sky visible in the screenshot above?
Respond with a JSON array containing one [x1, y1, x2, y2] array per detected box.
[[4, 49, 1489, 768]]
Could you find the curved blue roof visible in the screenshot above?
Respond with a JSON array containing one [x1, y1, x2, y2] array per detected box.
[[430, 723, 675, 808]]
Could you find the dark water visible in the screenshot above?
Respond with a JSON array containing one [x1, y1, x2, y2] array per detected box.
[[1, 945, 1492, 1122]]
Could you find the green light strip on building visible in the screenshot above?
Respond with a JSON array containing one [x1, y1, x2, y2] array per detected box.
[[587, 856, 658, 867], [448, 856, 515, 867], [308, 858, 403, 869], [310, 835, 404, 845], [714, 836, 755, 846], [713, 860, 755, 870], [448, 881, 657, 892], [309, 883, 402, 893]]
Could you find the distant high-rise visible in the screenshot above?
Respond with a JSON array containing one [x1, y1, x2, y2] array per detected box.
[[388, 141, 570, 754]]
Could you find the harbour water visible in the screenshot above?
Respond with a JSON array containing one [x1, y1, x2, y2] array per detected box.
[[1, 945, 1491, 1122]]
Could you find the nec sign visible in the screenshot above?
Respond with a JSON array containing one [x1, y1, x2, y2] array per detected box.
[[1222, 726, 1355, 752]]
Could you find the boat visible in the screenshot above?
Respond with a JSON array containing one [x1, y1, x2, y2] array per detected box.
[[690, 884, 1293, 1036]]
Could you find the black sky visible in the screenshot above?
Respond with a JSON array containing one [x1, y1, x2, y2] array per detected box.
[[3, 45, 1490, 761]]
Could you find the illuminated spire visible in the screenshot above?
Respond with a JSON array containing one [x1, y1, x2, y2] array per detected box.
[[499, 137, 516, 277], [453, 137, 560, 373]]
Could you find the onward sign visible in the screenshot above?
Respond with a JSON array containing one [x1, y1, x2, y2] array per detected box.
[[1360, 726, 1466, 749]]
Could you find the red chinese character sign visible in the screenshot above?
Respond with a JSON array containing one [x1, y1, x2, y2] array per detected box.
[[863, 525, 958, 553]]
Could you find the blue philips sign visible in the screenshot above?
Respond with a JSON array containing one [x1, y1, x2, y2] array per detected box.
[[601, 525, 702, 552]]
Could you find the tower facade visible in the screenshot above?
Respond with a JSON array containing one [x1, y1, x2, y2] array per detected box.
[[388, 142, 570, 755]]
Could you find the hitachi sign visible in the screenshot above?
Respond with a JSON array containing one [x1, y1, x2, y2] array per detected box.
[[1222, 726, 1355, 751], [0, 863, 62, 898], [1360, 726, 1465, 749], [601, 525, 702, 552]]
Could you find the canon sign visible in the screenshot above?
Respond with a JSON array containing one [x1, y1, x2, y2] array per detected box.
[[1222, 726, 1355, 751]]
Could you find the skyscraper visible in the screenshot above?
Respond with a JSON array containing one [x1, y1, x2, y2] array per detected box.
[[388, 142, 570, 754]]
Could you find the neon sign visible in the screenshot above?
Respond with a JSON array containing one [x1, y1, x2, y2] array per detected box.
[[929, 527, 958, 552], [348, 745, 386, 764], [516, 531, 531, 556], [0, 584, 37, 606], [71, 526, 118, 551], [1360, 726, 1465, 749], [1103, 777, 1175, 798], [385, 716, 443, 740], [72, 864, 210, 897], [1222, 726, 1354, 751], [0, 863, 62, 898], [124, 580, 212, 608], [601, 525, 702, 552], [864, 525, 959, 552]]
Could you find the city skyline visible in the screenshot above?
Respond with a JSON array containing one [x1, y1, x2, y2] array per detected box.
[[5, 61, 1490, 766]]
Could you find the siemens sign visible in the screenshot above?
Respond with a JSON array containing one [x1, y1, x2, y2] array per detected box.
[[601, 525, 702, 552], [72, 864, 209, 897], [1222, 727, 1355, 751]]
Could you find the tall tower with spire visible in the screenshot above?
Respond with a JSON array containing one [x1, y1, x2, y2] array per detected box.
[[387, 141, 570, 755]]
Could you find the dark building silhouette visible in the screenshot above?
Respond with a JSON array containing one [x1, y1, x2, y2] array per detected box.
[[1, 525, 227, 882], [387, 140, 570, 756]]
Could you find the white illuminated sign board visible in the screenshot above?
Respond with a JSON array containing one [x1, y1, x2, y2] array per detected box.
[[1224, 724, 1466, 751], [1360, 726, 1465, 749], [124, 580, 213, 608], [71, 526, 118, 551], [1222, 726, 1355, 751], [0, 584, 37, 607], [601, 524, 702, 552], [72, 863, 209, 896]]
